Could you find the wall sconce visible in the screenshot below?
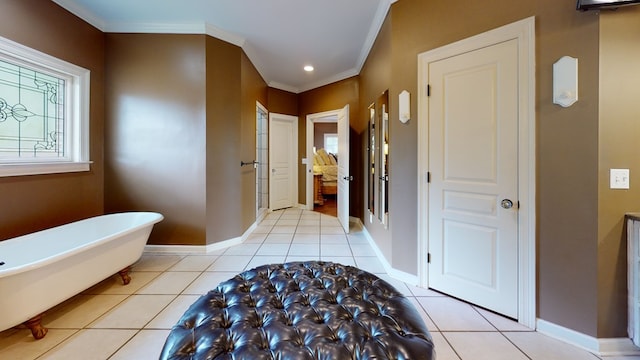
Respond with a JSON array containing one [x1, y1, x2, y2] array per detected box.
[[399, 90, 410, 123], [553, 56, 578, 107]]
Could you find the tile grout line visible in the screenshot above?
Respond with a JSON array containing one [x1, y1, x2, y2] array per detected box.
[[121, 252, 210, 359], [468, 302, 539, 359]]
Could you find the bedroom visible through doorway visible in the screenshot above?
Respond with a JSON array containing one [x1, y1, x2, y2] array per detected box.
[[311, 117, 338, 217], [306, 106, 350, 231]]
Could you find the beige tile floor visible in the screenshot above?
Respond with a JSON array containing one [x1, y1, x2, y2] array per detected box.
[[1, 207, 638, 359]]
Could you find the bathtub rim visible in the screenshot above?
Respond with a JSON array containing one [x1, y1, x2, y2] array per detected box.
[[0, 211, 163, 278]]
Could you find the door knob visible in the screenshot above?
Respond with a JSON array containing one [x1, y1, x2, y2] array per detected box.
[[501, 199, 513, 209], [343, 176, 353, 181]]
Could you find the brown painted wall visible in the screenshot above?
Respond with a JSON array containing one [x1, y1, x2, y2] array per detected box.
[[0, 0, 105, 240], [241, 52, 268, 229], [206, 38, 268, 243], [299, 77, 360, 210], [106, 35, 266, 246], [598, 6, 640, 338], [359, 11, 393, 263], [105, 34, 207, 245], [535, 4, 600, 336], [267, 88, 298, 116], [205, 36, 244, 244]]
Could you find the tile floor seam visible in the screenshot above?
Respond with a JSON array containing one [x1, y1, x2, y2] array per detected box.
[[436, 331, 463, 360], [496, 330, 534, 360], [412, 297, 443, 334], [143, 294, 182, 329], [84, 292, 135, 329], [107, 329, 143, 360], [471, 305, 503, 333], [34, 330, 80, 360]]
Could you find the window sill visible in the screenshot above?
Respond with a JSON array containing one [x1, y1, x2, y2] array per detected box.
[[0, 161, 92, 177]]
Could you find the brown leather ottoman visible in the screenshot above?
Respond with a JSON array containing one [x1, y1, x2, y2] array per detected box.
[[160, 261, 435, 360]]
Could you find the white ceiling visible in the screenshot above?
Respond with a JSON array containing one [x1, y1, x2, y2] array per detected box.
[[52, 0, 396, 93]]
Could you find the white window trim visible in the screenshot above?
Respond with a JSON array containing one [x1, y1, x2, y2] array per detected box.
[[0, 36, 91, 177]]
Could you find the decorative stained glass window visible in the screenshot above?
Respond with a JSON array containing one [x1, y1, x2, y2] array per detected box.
[[0, 36, 90, 177], [0, 60, 66, 159]]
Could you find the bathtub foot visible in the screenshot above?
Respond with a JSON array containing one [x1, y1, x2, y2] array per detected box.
[[118, 267, 132, 285], [24, 314, 48, 340]]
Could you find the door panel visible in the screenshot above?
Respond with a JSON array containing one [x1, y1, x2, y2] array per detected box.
[[443, 220, 497, 287], [428, 39, 519, 318], [444, 70, 497, 184]]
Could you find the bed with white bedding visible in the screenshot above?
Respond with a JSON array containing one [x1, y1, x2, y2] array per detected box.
[[313, 148, 338, 195]]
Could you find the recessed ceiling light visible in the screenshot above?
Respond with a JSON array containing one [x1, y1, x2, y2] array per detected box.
[[304, 65, 314, 72]]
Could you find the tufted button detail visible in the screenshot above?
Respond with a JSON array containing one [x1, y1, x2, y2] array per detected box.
[[159, 261, 434, 360]]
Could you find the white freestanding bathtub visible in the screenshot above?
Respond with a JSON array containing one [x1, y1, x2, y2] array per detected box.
[[0, 211, 163, 339]]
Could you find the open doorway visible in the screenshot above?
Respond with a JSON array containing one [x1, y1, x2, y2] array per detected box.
[[306, 112, 338, 217], [306, 106, 350, 230], [310, 117, 338, 216]]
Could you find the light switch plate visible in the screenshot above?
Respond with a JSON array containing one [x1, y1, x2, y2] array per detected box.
[[610, 169, 630, 189]]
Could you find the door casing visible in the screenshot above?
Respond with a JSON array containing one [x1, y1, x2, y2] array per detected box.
[[305, 106, 349, 231]]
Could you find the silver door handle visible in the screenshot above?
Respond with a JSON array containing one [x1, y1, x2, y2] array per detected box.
[[501, 199, 513, 209], [343, 176, 353, 181]]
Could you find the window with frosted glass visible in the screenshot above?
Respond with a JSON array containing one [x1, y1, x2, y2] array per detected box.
[[0, 59, 66, 160], [0, 35, 90, 177]]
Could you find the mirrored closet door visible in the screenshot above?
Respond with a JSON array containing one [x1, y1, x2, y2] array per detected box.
[[367, 90, 389, 228]]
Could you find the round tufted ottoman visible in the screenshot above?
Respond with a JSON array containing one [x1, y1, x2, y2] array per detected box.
[[159, 261, 435, 360]]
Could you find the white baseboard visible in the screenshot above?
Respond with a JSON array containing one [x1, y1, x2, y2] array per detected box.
[[354, 218, 419, 286], [144, 220, 258, 254], [144, 244, 210, 254], [537, 319, 640, 356]]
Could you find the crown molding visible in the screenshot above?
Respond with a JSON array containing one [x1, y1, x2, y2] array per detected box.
[[267, 81, 301, 94], [103, 22, 203, 34], [52, 0, 392, 93], [296, 68, 361, 94], [354, 0, 394, 74], [52, 0, 106, 31], [204, 23, 245, 47], [268, 66, 361, 94]]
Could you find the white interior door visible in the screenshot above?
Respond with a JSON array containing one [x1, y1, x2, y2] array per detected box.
[[269, 113, 298, 211], [337, 105, 350, 233], [428, 39, 519, 318]]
